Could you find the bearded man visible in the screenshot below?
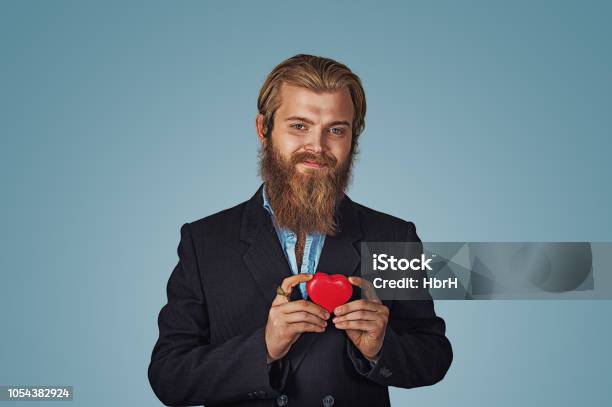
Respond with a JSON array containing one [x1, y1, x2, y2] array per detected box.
[[148, 54, 453, 407]]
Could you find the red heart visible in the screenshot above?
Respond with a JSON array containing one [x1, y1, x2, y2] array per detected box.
[[306, 272, 353, 313]]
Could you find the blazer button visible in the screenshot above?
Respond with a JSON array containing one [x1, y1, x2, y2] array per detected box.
[[379, 366, 393, 378], [276, 394, 289, 406], [322, 395, 334, 407]]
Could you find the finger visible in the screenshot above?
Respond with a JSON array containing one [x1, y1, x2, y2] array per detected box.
[[284, 311, 328, 327], [348, 276, 381, 303], [334, 299, 385, 316], [288, 322, 326, 334], [272, 273, 314, 306], [334, 320, 378, 332], [332, 310, 382, 323], [280, 300, 330, 320]]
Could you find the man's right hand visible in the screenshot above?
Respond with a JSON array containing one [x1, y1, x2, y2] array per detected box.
[[265, 273, 330, 363]]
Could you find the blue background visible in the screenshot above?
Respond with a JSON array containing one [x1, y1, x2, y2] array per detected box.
[[1, 1, 611, 406]]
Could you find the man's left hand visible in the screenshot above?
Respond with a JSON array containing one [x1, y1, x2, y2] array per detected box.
[[332, 276, 389, 362]]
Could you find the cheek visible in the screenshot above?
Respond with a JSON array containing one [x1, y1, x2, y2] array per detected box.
[[330, 140, 352, 163], [272, 132, 302, 155]]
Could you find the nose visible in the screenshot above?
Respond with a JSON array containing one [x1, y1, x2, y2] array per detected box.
[[303, 127, 325, 154]]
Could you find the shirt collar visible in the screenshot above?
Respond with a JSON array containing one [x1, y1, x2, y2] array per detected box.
[[261, 183, 274, 217]]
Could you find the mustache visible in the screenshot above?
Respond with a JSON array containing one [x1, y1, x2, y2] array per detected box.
[[290, 151, 337, 167]]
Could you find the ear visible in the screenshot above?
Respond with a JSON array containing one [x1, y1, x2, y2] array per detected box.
[[255, 114, 267, 145]]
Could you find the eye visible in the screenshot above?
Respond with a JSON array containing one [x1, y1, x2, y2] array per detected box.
[[329, 127, 346, 136], [291, 123, 307, 130]]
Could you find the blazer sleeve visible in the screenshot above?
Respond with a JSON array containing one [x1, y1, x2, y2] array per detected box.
[[351, 222, 453, 388], [148, 223, 286, 406]]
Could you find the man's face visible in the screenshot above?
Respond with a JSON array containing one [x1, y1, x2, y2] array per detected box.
[[259, 83, 354, 174], [256, 83, 357, 236]]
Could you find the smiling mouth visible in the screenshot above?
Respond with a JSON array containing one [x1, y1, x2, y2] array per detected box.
[[300, 160, 327, 169]]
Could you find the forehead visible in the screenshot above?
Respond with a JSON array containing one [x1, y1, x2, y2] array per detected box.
[[276, 83, 354, 122]]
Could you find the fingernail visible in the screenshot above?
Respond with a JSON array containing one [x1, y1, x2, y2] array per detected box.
[[332, 318, 338, 323], [334, 307, 342, 314], [324, 312, 330, 319]]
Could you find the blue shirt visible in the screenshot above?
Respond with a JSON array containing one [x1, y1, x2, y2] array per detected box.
[[262, 185, 326, 299]]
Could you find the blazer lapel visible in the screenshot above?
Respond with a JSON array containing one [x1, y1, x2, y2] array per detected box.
[[316, 194, 363, 278], [240, 184, 294, 306]]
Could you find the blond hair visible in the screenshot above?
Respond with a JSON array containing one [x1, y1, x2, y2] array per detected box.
[[257, 54, 366, 150]]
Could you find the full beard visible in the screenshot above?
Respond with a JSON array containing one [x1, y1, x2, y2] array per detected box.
[[258, 139, 354, 237]]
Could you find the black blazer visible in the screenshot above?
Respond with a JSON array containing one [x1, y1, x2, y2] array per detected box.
[[148, 184, 452, 407]]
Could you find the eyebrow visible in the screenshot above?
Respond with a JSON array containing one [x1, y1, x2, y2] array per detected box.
[[285, 116, 351, 127]]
